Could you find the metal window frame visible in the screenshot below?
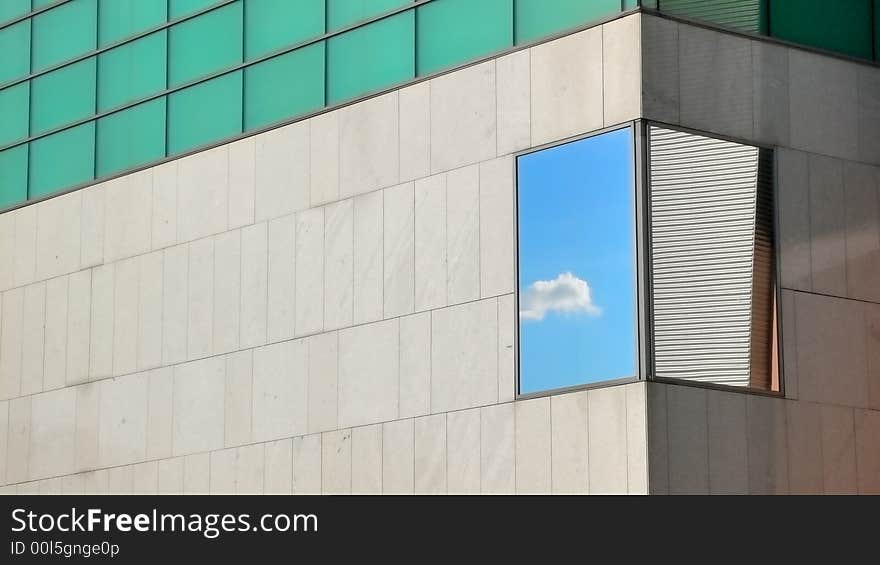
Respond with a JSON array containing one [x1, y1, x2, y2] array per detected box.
[[512, 121, 646, 402], [513, 119, 786, 401]]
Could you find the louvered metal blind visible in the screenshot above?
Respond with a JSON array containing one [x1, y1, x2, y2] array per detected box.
[[649, 126, 775, 389], [657, 0, 765, 33]]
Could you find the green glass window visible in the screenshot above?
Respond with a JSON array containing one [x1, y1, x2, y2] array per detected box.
[[0, 20, 31, 84], [244, 0, 324, 60], [514, 0, 620, 44], [98, 0, 167, 47], [0, 82, 29, 146], [97, 98, 166, 176], [32, 0, 98, 71], [327, 11, 414, 104], [32, 0, 60, 8], [168, 71, 242, 155], [169, 1, 243, 86], [874, 0, 880, 60], [770, 0, 873, 60], [245, 43, 324, 130], [98, 31, 166, 111], [0, 0, 31, 23], [0, 145, 28, 209], [659, 0, 767, 34], [169, 0, 225, 19], [29, 122, 96, 199], [327, 0, 410, 31], [30, 58, 96, 135], [417, 0, 512, 76]]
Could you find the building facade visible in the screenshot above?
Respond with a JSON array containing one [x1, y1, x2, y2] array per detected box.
[[0, 1, 878, 494]]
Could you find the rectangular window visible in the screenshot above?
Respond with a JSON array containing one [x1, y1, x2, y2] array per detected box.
[[30, 58, 96, 135], [244, 0, 324, 60], [657, 0, 767, 34], [514, 0, 620, 44], [769, 0, 873, 60], [167, 71, 242, 155], [168, 1, 242, 87], [96, 98, 166, 177], [32, 0, 98, 71], [98, 0, 167, 47], [327, 0, 410, 31], [648, 126, 778, 390], [517, 128, 638, 394], [0, 20, 30, 84], [29, 122, 96, 199], [0, 82, 29, 146], [244, 43, 325, 131], [98, 30, 167, 111], [0, 145, 28, 209], [327, 11, 414, 104], [416, 0, 513, 76]]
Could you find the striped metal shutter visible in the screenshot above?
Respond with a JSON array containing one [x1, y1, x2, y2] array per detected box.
[[658, 0, 765, 33], [648, 126, 775, 388]]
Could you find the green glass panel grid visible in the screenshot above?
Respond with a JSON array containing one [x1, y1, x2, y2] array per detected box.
[[514, 0, 620, 43], [97, 97, 166, 176], [98, 0, 167, 47], [32, 0, 61, 8], [0, 145, 28, 208], [30, 57, 96, 135], [327, 0, 411, 31], [0, 0, 31, 23], [244, 0, 324, 60], [170, 0, 225, 19], [29, 121, 95, 199], [0, 82, 29, 146], [245, 42, 324, 130], [416, 0, 512, 76], [0, 19, 31, 84], [98, 30, 166, 111], [168, 70, 242, 155], [327, 10, 414, 104], [769, 0, 873, 60], [168, 0, 242, 87], [32, 0, 97, 71]]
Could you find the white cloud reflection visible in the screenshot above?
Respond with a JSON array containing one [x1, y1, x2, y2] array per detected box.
[[520, 272, 601, 322]]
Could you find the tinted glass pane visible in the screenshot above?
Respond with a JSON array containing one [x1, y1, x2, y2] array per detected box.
[[417, 0, 512, 76], [245, 43, 324, 130], [327, 0, 410, 31], [168, 1, 243, 87], [0, 82, 29, 146], [31, 58, 96, 135], [168, 71, 242, 154], [29, 122, 96, 198], [98, 31, 166, 111], [98, 0, 167, 46], [514, 0, 619, 43], [0, 145, 27, 208], [327, 11, 414, 104], [32, 0, 98, 71], [97, 98, 166, 176], [169, 0, 225, 19], [0, 0, 30, 23], [0, 20, 31, 84], [244, 0, 324, 60], [770, 0, 873, 60], [659, 0, 767, 34], [32, 0, 59, 8], [517, 129, 637, 393]]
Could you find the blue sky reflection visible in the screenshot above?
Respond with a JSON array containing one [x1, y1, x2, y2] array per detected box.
[[517, 128, 637, 393]]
